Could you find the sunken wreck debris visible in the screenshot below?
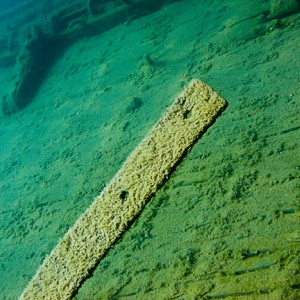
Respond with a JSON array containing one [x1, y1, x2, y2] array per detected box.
[[20, 79, 228, 299], [2, 25, 61, 116], [269, 0, 300, 18], [0, 0, 173, 68], [0, 0, 176, 115]]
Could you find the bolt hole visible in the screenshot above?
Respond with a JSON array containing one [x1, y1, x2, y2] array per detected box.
[[120, 190, 129, 201], [183, 109, 192, 119]]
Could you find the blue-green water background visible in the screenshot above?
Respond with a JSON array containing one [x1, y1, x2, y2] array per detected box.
[[0, 0, 299, 299]]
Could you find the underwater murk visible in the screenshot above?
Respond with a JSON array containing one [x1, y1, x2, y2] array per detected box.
[[0, 0, 299, 299]]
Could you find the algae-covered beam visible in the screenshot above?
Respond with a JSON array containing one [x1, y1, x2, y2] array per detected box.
[[20, 79, 228, 299], [1, 26, 62, 116]]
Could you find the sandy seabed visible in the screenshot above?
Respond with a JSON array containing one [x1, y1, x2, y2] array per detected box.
[[0, 0, 299, 299]]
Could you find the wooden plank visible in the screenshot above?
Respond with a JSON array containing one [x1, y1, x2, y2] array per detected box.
[[20, 79, 228, 299]]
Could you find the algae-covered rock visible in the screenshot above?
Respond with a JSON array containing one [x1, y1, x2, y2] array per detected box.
[[269, 0, 300, 18]]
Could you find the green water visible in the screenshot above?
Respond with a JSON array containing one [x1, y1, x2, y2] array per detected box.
[[0, 0, 299, 299]]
